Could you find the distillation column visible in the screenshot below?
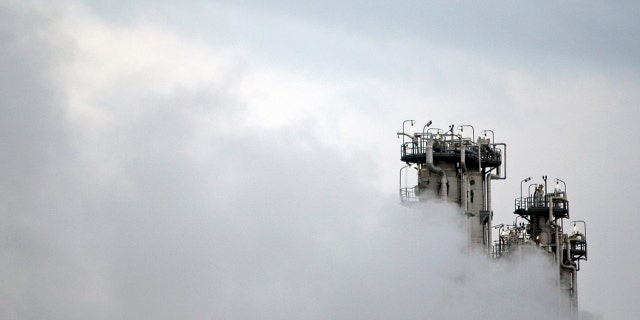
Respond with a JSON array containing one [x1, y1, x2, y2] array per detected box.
[[398, 122, 505, 251]]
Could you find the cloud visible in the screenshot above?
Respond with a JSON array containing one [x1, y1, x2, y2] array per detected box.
[[3, 1, 638, 319]]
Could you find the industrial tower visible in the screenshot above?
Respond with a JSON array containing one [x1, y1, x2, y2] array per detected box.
[[397, 120, 588, 319], [397, 120, 505, 251], [496, 176, 588, 318]]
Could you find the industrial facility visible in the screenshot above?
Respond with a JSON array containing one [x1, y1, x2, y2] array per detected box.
[[397, 120, 588, 319]]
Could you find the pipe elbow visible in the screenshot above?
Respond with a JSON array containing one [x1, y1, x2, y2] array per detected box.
[[425, 139, 447, 199], [460, 144, 467, 172]]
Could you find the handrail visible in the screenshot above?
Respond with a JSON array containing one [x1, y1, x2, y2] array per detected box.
[[514, 194, 569, 212], [399, 187, 419, 203]]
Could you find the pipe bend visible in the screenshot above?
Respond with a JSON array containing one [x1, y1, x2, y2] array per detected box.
[[426, 139, 447, 198], [492, 143, 507, 180], [425, 140, 444, 174]]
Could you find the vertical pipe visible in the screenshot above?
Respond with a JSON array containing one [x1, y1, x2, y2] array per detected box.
[[460, 141, 467, 211], [485, 143, 506, 253], [561, 235, 579, 318], [486, 174, 498, 252], [425, 139, 448, 200]]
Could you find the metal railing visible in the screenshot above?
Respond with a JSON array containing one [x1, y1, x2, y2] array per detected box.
[[492, 225, 530, 258], [400, 138, 502, 164], [514, 194, 569, 212], [399, 187, 419, 203]]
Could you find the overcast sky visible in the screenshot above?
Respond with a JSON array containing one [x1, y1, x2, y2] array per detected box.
[[2, 1, 639, 319]]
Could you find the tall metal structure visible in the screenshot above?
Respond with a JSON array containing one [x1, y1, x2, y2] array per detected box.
[[397, 120, 588, 319], [397, 120, 505, 251], [496, 176, 588, 318]]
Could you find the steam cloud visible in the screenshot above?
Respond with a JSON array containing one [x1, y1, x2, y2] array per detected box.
[[0, 97, 584, 319]]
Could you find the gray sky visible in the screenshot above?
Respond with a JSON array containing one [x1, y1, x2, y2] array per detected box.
[[2, 1, 639, 318]]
